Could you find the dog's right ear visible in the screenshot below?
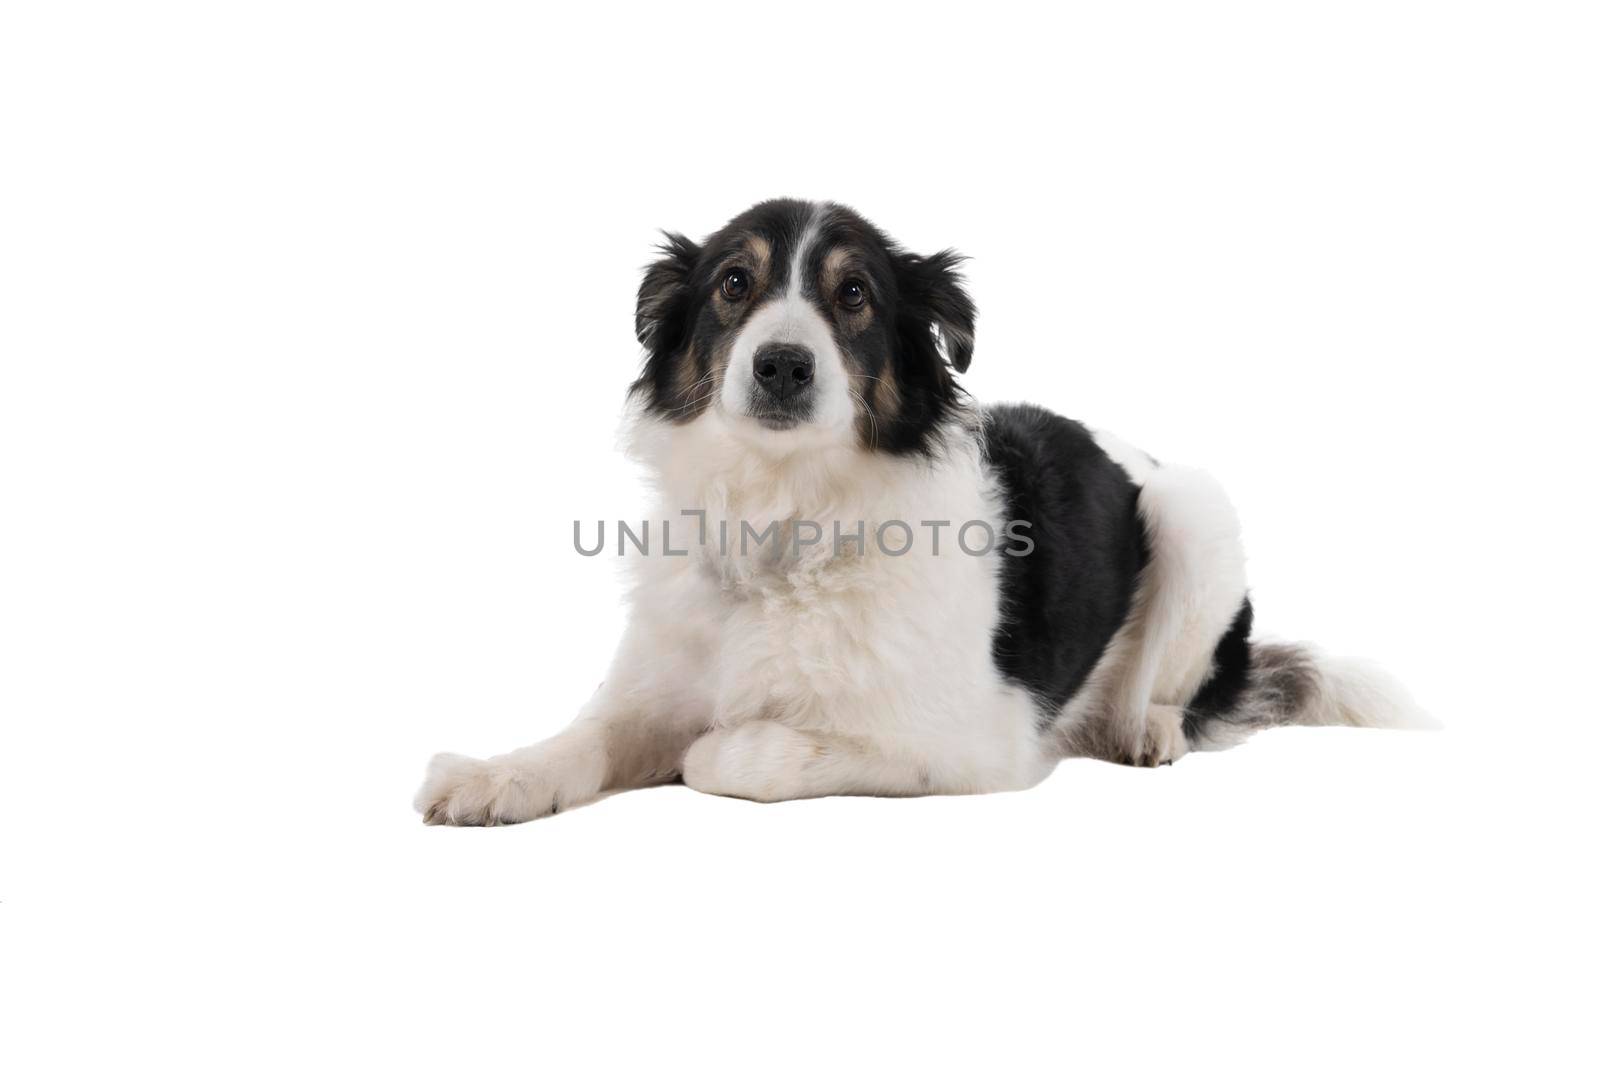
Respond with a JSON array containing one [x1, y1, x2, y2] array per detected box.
[[634, 232, 702, 359]]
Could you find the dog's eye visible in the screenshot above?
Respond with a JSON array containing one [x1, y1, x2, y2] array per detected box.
[[720, 268, 751, 301], [838, 279, 867, 310]]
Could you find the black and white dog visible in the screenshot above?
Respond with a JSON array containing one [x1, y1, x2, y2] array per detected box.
[[415, 199, 1427, 825]]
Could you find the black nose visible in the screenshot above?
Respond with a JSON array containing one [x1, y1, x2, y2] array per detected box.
[[753, 345, 815, 401]]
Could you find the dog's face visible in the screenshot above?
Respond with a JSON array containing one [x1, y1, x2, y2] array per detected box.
[[631, 200, 976, 455]]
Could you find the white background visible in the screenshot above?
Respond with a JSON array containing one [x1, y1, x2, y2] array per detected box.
[[4, 2, 1597, 1064]]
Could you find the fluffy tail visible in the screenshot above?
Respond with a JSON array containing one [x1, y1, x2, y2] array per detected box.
[[1185, 642, 1438, 751]]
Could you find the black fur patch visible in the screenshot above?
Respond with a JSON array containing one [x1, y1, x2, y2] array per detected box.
[[981, 404, 1148, 721], [630, 199, 976, 455], [1184, 598, 1254, 740]]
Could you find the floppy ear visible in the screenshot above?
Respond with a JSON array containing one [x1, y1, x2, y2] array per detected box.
[[896, 249, 976, 372], [634, 232, 701, 359]]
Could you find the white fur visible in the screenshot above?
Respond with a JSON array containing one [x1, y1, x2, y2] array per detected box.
[[416, 407, 1065, 822], [1303, 655, 1438, 730], [1090, 428, 1159, 485]]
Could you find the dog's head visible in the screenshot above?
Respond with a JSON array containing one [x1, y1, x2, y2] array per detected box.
[[630, 200, 975, 455]]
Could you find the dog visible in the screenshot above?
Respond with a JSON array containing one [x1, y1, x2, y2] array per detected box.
[[414, 198, 1429, 825]]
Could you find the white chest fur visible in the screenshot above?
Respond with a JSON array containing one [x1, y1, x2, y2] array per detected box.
[[627, 411, 1032, 754]]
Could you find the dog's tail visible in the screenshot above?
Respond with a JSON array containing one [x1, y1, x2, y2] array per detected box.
[[1184, 639, 1437, 751]]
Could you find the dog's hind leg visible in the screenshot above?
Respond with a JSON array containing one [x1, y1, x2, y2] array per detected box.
[[1102, 465, 1249, 766]]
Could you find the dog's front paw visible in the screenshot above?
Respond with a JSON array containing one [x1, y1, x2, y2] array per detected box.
[[413, 752, 564, 826]]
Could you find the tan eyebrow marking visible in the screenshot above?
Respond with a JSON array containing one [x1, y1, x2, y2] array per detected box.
[[713, 234, 773, 278], [745, 235, 773, 279], [820, 246, 861, 296]]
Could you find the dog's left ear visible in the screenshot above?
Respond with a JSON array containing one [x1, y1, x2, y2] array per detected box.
[[895, 249, 976, 372]]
